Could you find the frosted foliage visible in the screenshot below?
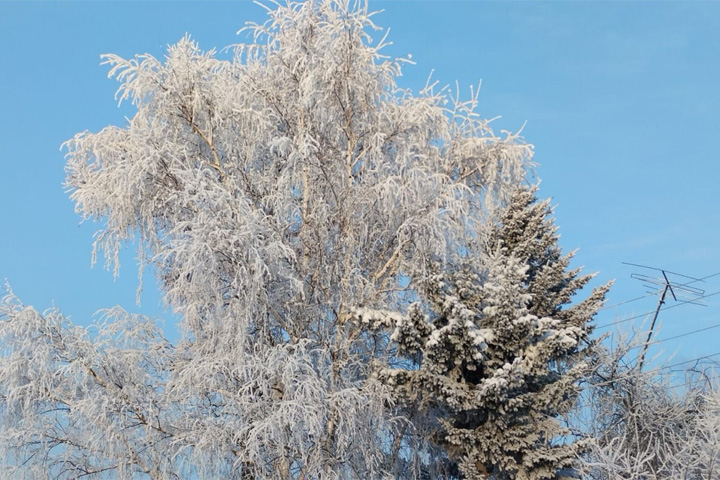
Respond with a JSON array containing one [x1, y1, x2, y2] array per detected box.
[[1, 0, 532, 478], [362, 187, 610, 479], [0, 291, 392, 479], [64, 0, 529, 338], [578, 338, 720, 480]]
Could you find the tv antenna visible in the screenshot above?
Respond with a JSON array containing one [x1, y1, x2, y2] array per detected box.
[[623, 262, 706, 371]]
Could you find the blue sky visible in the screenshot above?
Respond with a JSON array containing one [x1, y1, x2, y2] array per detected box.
[[1, 1, 719, 376]]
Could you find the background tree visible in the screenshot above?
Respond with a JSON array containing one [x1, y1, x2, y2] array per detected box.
[[577, 333, 720, 479], [0, 1, 530, 478], [353, 186, 610, 479]]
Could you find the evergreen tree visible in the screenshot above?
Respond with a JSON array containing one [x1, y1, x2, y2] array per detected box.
[[357, 186, 611, 479]]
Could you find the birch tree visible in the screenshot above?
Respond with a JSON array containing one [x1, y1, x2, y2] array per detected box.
[[0, 1, 531, 478], [578, 336, 720, 480]]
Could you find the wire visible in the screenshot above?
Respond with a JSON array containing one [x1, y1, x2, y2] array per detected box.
[[677, 271, 720, 286], [585, 350, 720, 389], [576, 374, 716, 410], [640, 323, 720, 349], [581, 273, 720, 392], [599, 293, 656, 312], [585, 324, 720, 387], [664, 352, 720, 371], [596, 271, 720, 321], [595, 289, 720, 329], [668, 376, 717, 391]]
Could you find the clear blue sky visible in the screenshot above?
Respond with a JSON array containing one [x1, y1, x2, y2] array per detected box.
[[1, 1, 719, 376]]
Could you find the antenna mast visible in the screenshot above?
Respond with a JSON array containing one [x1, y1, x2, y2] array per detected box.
[[623, 262, 705, 371]]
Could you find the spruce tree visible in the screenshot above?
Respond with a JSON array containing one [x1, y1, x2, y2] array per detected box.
[[358, 185, 611, 479]]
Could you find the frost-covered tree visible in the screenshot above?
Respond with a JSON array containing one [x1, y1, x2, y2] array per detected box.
[[353, 186, 611, 479], [578, 335, 720, 479], [0, 1, 531, 478]]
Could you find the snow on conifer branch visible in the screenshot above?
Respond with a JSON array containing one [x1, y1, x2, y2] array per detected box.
[[360, 186, 612, 479]]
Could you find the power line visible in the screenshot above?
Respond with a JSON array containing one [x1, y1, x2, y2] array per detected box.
[[665, 352, 720, 371], [641, 322, 720, 349], [689, 271, 720, 283], [597, 271, 720, 321], [599, 293, 655, 311], [595, 289, 720, 330], [566, 353, 720, 413], [585, 307, 720, 388], [618, 265, 719, 372], [586, 350, 720, 389], [667, 376, 717, 391]]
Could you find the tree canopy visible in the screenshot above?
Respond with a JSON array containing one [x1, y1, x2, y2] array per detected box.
[[2, 1, 680, 479]]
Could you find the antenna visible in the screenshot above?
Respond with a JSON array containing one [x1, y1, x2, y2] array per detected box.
[[622, 262, 706, 372]]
